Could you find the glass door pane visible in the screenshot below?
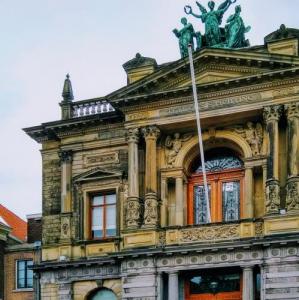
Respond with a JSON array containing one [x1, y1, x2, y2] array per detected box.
[[194, 185, 211, 224], [222, 181, 240, 221]]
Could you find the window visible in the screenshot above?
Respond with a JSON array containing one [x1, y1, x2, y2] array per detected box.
[[91, 192, 116, 239], [16, 260, 33, 289], [89, 288, 117, 300], [188, 149, 244, 224]]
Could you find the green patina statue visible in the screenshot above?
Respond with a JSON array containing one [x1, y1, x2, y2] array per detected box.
[[174, 0, 251, 57], [173, 17, 202, 57], [224, 5, 251, 48], [185, 0, 237, 47]]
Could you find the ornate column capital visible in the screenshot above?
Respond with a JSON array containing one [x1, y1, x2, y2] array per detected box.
[[285, 101, 299, 119], [59, 150, 73, 163], [126, 128, 140, 143], [263, 105, 283, 123], [141, 125, 160, 140]]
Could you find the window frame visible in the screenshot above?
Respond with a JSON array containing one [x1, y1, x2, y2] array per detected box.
[[15, 259, 33, 290], [89, 191, 117, 240], [188, 168, 244, 224]]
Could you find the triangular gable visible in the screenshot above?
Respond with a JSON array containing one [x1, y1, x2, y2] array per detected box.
[[73, 167, 123, 183], [106, 47, 299, 100]]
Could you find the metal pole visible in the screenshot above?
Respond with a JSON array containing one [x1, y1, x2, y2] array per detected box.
[[188, 45, 211, 223]]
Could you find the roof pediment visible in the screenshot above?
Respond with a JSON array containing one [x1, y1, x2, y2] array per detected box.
[[74, 167, 123, 183], [107, 48, 299, 101]]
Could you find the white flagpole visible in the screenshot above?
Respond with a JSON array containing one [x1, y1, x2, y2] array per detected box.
[[188, 45, 211, 223]]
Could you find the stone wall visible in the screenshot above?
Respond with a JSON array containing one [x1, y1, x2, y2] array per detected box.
[[42, 215, 61, 245]]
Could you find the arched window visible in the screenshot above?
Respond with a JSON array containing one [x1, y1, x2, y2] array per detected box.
[[88, 288, 117, 300], [188, 148, 244, 224]]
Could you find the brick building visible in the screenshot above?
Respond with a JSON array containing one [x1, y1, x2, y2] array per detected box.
[[24, 20, 299, 300], [2, 210, 42, 300]]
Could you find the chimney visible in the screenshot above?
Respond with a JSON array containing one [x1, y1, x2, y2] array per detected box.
[[26, 214, 42, 244]]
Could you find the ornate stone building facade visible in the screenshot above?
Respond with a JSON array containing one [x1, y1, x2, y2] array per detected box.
[[25, 25, 299, 300]]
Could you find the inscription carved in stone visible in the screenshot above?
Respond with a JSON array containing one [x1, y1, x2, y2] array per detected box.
[[84, 152, 119, 167]]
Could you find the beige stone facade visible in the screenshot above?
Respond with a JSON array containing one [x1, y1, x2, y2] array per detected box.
[[25, 25, 299, 300]]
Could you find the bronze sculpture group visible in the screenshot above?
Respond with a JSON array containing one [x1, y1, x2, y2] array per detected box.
[[173, 0, 251, 57]]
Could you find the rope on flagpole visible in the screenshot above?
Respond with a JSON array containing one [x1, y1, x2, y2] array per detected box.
[[188, 45, 211, 223]]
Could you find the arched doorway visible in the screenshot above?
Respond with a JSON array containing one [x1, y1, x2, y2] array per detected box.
[[188, 147, 245, 225], [88, 288, 117, 300]]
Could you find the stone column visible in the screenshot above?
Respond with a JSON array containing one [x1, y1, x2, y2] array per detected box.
[[160, 178, 168, 227], [59, 150, 73, 213], [175, 177, 184, 226], [157, 272, 164, 300], [263, 105, 283, 214], [244, 166, 254, 219], [58, 282, 73, 300], [242, 266, 254, 300], [168, 271, 179, 300], [285, 102, 299, 212], [125, 128, 142, 229], [142, 126, 160, 227]]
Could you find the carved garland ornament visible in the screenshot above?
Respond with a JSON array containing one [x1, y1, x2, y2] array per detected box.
[[180, 224, 239, 243]]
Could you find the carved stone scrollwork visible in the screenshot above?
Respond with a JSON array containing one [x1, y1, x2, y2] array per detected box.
[[265, 180, 280, 214], [126, 197, 142, 228], [180, 224, 239, 243], [165, 133, 192, 167], [126, 128, 140, 143], [59, 150, 73, 163], [143, 193, 159, 227], [286, 179, 299, 212]]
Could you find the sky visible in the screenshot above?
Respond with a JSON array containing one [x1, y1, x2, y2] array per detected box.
[[0, 0, 298, 220]]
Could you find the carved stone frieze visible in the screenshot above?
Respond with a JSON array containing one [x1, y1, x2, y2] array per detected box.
[[265, 180, 280, 214], [125, 197, 142, 228], [180, 224, 239, 243], [126, 128, 140, 144], [286, 179, 299, 212], [232, 122, 264, 156], [165, 133, 192, 167]]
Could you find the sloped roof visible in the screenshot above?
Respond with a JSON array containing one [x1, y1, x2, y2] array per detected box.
[[0, 204, 27, 241]]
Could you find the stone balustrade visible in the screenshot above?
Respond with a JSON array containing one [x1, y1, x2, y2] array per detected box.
[[72, 100, 114, 118]]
